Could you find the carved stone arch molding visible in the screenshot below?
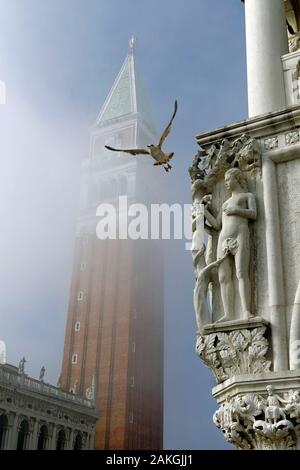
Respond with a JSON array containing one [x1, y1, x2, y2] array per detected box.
[[17, 414, 29, 429]]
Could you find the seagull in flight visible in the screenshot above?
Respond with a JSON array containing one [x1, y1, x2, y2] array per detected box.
[[105, 100, 178, 172]]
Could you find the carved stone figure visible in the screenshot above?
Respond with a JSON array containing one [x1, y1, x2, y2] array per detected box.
[[18, 357, 26, 375], [70, 381, 78, 395], [85, 374, 96, 402], [39, 366, 46, 382], [285, 391, 300, 421], [189, 134, 260, 195], [213, 386, 300, 450], [202, 168, 257, 322], [263, 385, 287, 424], [188, 151, 206, 182], [193, 249, 228, 332], [232, 135, 261, 171]]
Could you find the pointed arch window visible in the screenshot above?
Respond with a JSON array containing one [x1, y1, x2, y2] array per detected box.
[[73, 433, 83, 450], [56, 429, 66, 451], [16, 419, 29, 451], [37, 425, 48, 451]]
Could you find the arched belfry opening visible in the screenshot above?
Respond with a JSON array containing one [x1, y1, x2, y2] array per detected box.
[[73, 433, 82, 450], [37, 424, 48, 451], [56, 429, 66, 450], [16, 419, 29, 451]]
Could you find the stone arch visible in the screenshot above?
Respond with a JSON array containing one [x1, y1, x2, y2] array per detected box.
[[37, 424, 48, 450], [16, 418, 29, 450], [0, 414, 8, 449], [56, 428, 66, 451], [73, 432, 83, 450]]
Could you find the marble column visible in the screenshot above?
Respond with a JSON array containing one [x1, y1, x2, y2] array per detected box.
[[290, 281, 300, 370], [68, 429, 75, 450], [2, 414, 11, 450], [262, 157, 288, 371], [89, 432, 95, 450], [243, 0, 288, 117], [50, 424, 57, 450], [28, 419, 39, 450], [6, 413, 18, 450]]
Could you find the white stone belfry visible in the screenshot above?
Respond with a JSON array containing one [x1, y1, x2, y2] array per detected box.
[[190, 0, 300, 450], [244, 0, 289, 117]]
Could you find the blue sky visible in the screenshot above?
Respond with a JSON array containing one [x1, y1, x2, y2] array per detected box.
[[0, 0, 247, 449]]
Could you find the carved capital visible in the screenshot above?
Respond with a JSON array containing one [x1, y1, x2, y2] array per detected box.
[[214, 387, 300, 450], [196, 325, 271, 383]]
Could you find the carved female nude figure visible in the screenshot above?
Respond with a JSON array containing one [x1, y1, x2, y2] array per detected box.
[[202, 168, 257, 322]]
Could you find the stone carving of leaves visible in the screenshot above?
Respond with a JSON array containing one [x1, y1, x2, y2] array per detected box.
[[206, 334, 216, 354], [251, 327, 265, 342], [197, 327, 271, 383], [252, 360, 272, 374], [230, 331, 249, 351], [216, 332, 231, 351], [196, 338, 206, 355], [219, 349, 237, 365]]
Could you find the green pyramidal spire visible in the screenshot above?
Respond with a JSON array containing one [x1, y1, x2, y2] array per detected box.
[[95, 37, 156, 134]]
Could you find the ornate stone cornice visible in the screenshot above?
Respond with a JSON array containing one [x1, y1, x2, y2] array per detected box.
[[0, 365, 96, 417], [0, 366, 98, 433], [196, 105, 300, 149]]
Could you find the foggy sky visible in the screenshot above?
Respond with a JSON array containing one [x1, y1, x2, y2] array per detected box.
[[0, 0, 247, 449]]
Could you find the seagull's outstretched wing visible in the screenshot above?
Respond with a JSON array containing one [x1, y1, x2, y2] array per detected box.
[[158, 100, 178, 149], [105, 145, 150, 156]]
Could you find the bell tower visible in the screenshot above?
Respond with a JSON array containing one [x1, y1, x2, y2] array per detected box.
[[60, 38, 164, 450]]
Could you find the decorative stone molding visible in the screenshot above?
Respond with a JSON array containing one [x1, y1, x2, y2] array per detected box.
[[285, 130, 300, 145], [213, 387, 300, 450], [0, 366, 93, 409], [196, 325, 271, 384], [189, 134, 261, 194], [264, 137, 278, 150]]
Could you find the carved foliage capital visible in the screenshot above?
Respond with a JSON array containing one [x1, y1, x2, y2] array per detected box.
[[190, 134, 261, 196], [214, 388, 300, 450], [196, 327, 271, 383]]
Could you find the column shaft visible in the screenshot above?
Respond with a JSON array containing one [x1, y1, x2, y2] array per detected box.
[[7, 414, 18, 450], [244, 0, 288, 116], [263, 158, 288, 370]]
